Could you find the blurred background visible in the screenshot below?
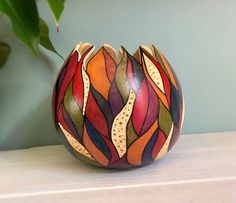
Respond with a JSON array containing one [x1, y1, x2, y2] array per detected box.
[[0, 0, 235, 150]]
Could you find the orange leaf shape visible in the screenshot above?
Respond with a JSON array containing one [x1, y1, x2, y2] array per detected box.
[[127, 121, 158, 165], [86, 48, 113, 100]]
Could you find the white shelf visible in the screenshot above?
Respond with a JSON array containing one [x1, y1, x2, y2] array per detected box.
[[0, 131, 235, 202]]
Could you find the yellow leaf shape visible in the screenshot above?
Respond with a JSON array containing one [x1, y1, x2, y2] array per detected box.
[[142, 52, 165, 93], [153, 46, 178, 90], [58, 123, 94, 160], [82, 69, 90, 115], [141, 52, 169, 109], [111, 90, 136, 158]]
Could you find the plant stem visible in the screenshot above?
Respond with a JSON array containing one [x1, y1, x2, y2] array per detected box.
[[0, 32, 14, 40]]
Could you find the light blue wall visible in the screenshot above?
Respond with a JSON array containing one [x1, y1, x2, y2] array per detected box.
[[0, 0, 236, 149]]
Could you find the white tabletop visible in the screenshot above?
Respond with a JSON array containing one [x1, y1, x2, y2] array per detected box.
[[0, 131, 235, 203]]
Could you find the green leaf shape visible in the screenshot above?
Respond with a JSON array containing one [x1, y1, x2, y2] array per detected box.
[[0, 42, 11, 68], [63, 81, 84, 139], [115, 49, 131, 103], [158, 100, 173, 136], [127, 121, 138, 147], [47, 0, 65, 29], [39, 18, 64, 60], [0, 0, 40, 54]]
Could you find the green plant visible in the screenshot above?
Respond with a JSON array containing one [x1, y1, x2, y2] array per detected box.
[[0, 0, 65, 68]]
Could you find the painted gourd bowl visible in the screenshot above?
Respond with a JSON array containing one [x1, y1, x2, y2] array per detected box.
[[52, 43, 184, 169]]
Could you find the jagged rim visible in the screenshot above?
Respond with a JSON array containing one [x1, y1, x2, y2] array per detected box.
[[72, 42, 161, 65]]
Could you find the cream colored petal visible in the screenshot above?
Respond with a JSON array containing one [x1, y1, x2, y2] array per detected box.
[[73, 42, 82, 53], [74, 42, 92, 55], [73, 42, 95, 67], [155, 123, 174, 160], [143, 53, 165, 93], [82, 68, 90, 115], [78, 43, 92, 54], [133, 45, 155, 63], [140, 45, 154, 56], [111, 90, 136, 158], [83, 46, 96, 70], [58, 123, 94, 160]]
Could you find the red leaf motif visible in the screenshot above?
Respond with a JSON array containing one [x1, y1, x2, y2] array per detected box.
[[140, 81, 159, 134], [57, 52, 78, 114], [85, 91, 109, 137], [132, 80, 149, 135], [127, 59, 136, 91], [103, 48, 116, 83], [151, 129, 166, 159], [73, 47, 93, 110]]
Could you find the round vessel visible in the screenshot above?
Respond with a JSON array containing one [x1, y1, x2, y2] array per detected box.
[[52, 43, 185, 169]]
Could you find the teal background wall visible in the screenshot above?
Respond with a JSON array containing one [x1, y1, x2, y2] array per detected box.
[[0, 0, 236, 150]]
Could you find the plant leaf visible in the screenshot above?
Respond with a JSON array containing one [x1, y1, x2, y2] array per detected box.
[[47, 0, 65, 30], [39, 18, 64, 60], [0, 42, 11, 69], [0, 0, 39, 55]]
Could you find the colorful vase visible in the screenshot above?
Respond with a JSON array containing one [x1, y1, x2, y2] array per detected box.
[[52, 43, 184, 169]]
